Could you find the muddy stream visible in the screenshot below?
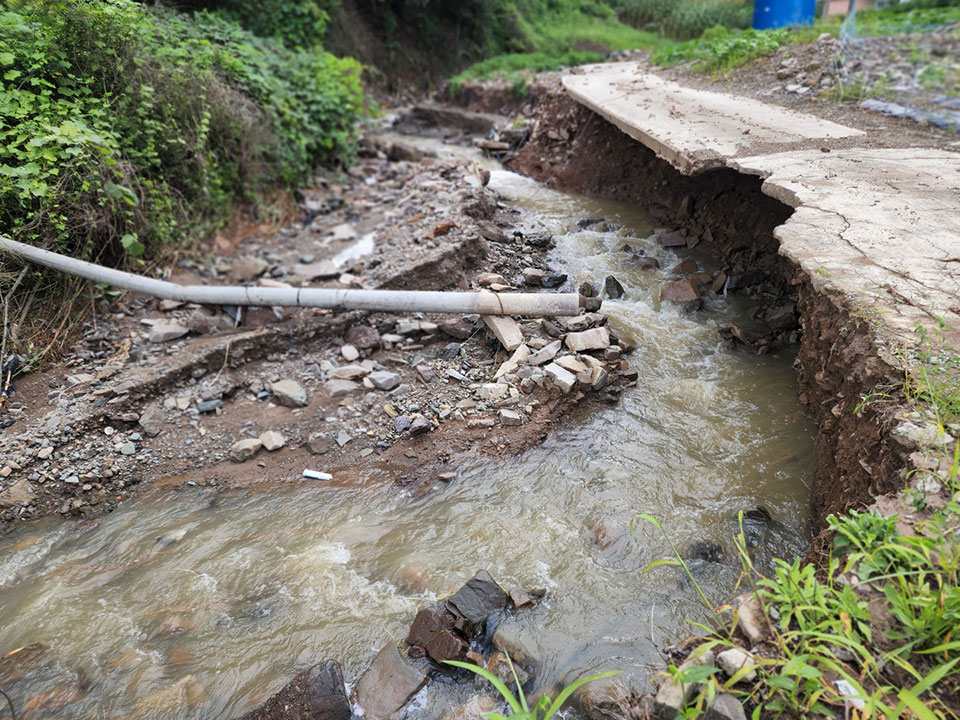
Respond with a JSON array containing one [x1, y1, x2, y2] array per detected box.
[[0, 163, 816, 718]]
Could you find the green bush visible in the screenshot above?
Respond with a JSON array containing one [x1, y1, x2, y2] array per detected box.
[[0, 0, 364, 265], [651, 25, 791, 73], [174, 0, 341, 48], [615, 0, 751, 40]]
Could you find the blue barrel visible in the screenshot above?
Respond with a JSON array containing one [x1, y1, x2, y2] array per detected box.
[[753, 0, 816, 29]]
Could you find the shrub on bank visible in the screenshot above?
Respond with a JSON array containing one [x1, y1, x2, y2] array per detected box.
[[614, 0, 752, 40], [0, 0, 364, 265]]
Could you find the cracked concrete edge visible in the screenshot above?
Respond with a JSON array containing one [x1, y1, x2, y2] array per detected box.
[[562, 71, 719, 175], [728, 148, 960, 353], [561, 65, 864, 175]]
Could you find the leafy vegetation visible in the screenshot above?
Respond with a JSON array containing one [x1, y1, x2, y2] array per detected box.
[[446, 0, 669, 90], [614, 0, 752, 40], [638, 440, 960, 719], [650, 25, 793, 74], [0, 0, 364, 357], [854, 0, 960, 35], [445, 655, 620, 720]]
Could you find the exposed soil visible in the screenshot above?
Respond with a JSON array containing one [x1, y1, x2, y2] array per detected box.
[[0, 134, 634, 534]]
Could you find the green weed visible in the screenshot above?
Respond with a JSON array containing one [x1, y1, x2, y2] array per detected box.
[[615, 0, 752, 40], [444, 655, 620, 720], [650, 26, 792, 74]]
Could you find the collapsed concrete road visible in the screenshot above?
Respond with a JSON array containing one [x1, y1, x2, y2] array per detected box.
[[561, 63, 960, 349]]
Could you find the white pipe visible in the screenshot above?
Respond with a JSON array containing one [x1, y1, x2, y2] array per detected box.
[[0, 236, 584, 317]]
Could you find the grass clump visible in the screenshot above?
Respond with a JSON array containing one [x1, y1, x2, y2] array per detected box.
[[638, 440, 960, 719], [447, 0, 669, 89], [651, 25, 792, 74], [445, 654, 620, 719], [615, 0, 752, 40], [853, 1, 960, 35]]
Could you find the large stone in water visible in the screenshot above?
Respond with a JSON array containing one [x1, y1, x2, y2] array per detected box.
[[352, 644, 428, 720], [237, 660, 350, 720], [604, 275, 625, 299], [661, 277, 701, 303], [445, 570, 508, 626]]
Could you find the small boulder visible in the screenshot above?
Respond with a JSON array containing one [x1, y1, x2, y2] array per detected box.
[[368, 371, 402, 391], [230, 438, 262, 462], [138, 405, 164, 438], [604, 275, 625, 299], [445, 570, 508, 627], [259, 431, 286, 451], [270, 380, 308, 408], [149, 323, 189, 343], [344, 325, 380, 349], [717, 648, 757, 682], [324, 379, 360, 398], [661, 277, 701, 303]]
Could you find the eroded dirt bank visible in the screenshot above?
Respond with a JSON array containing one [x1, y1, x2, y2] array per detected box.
[[505, 82, 909, 534], [0, 141, 634, 535]]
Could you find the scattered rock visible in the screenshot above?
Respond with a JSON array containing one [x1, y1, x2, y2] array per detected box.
[[259, 431, 286, 451], [499, 409, 522, 426], [230, 438, 263, 462], [197, 399, 222, 414], [439, 320, 474, 340], [387, 141, 423, 162], [409, 416, 431, 436], [330, 365, 369, 379], [138, 405, 164, 438], [324, 379, 360, 397], [541, 273, 567, 289], [149, 323, 189, 343], [483, 315, 524, 351], [344, 325, 380, 349], [545, 363, 577, 392], [352, 644, 428, 720], [654, 648, 715, 719], [735, 593, 768, 646], [270, 380, 308, 408], [659, 230, 687, 248], [65, 373, 94, 388], [406, 608, 467, 663], [0, 479, 36, 508], [704, 693, 747, 720], [522, 268, 547, 286], [340, 344, 360, 362], [230, 257, 268, 282], [528, 339, 561, 365], [368, 371, 402, 391], [445, 570, 508, 626], [717, 648, 757, 682], [661, 277, 701, 303], [564, 326, 610, 352], [670, 258, 698, 276]]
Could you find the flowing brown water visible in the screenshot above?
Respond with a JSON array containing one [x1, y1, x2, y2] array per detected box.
[[0, 169, 815, 719]]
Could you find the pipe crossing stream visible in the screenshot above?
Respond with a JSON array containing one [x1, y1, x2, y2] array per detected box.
[[0, 168, 816, 719]]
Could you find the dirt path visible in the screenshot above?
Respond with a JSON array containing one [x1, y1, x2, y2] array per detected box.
[[0, 125, 635, 534]]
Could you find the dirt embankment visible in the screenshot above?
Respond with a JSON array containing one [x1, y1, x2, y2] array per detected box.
[[0, 129, 638, 535], [503, 82, 910, 534]]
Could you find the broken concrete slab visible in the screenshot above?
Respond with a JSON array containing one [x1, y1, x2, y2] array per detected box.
[[483, 315, 524, 351], [564, 326, 610, 352], [563, 64, 863, 175], [729, 148, 960, 349]]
